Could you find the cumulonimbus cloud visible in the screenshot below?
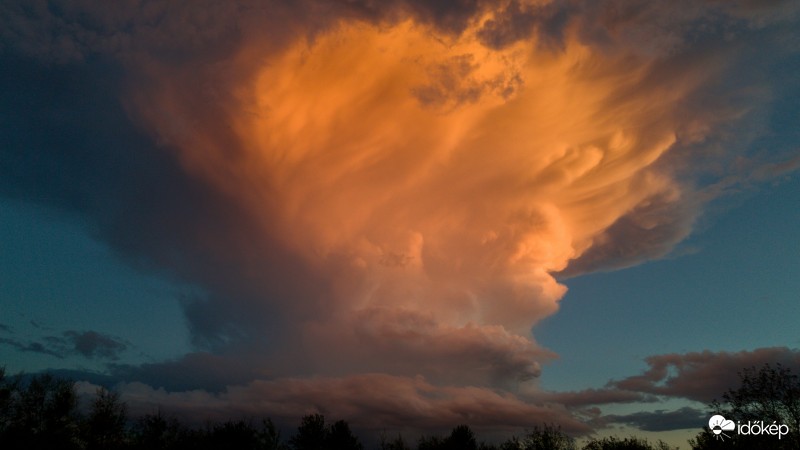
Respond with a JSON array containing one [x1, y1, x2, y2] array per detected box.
[[2, 0, 799, 435], [123, 0, 794, 386]]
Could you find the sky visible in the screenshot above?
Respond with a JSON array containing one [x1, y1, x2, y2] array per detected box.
[[1, 0, 799, 447]]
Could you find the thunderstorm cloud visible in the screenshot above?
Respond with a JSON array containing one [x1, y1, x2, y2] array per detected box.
[[1, 0, 799, 436]]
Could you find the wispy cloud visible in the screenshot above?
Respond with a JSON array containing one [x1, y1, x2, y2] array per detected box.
[[0, 337, 63, 359]]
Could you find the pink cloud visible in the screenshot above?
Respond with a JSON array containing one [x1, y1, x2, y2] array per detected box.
[[611, 347, 800, 403], [93, 374, 591, 435]]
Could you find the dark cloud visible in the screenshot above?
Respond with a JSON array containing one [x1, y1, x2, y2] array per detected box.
[[0, 323, 10, 333], [476, 1, 540, 49], [45, 368, 120, 389], [610, 347, 800, 403], [0, 0, 290, 64], [109, 351, 262, 392], [86, 374, 594, 435], [33, 346, 800, 437], [22, 341, 62, 358], [404, 0, 484, 33], [338, 0, 501, 35], [411, 54, 523, 108], [477, 0, 571, 49], [64, 330, 127, 360], [105, 306, 555, 392], [557, 189, 695, 277], [604, 406, 707, 432], [0, 337, 63, 359], [0, 52, 305, 350], [0, 0, 490, 67], [0, 330, 129, 361]]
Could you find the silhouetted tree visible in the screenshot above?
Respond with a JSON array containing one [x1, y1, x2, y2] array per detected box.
[[259, 418, 285, 450], [85, 387, 128, 450], [287, 414, 363, 450], [327, 419, 363, 450], [207, 419, 264, 450], [131, 411, 186, 450], [0, 367, 16, 433], [289, 414, 328, 450], [416, 425, 489, 450], [444, 424, 478, 450], [0, 373, 81, 450], [417, 434, 445, 450], [686, 429, 729, 450], [724, 363, 799, 450], [690, 363, 800, 450], [379, 432, 411, 450], [582, 436, 675, 450], [498, 436, 523, 450], [510, 424, 576, 450]]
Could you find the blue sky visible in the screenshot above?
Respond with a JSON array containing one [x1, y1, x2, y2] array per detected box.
[[539, 173, 800, 391], [0, 197, 193, 372], [1, 0, 799, 447]]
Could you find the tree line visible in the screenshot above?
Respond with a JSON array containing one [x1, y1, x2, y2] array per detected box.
[[1, 363, 797, 450]]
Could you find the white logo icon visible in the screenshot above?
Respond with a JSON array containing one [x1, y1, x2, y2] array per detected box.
[[709, 415, 736, 441]]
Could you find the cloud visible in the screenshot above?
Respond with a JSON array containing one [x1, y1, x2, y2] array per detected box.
[[477, 0, 571, 50], [610, 347, 800, 403], [0, 0, 298, 64], [110, 352, 264, 392], [0, 337, 63, 359], [603, 406, 707, 432], [1, 0, 799, 437], [131, 15, 675, 339], [64, 330, 128, 360], [304, 307, 556, 386], [0, 330, 128, 362], [79, 373, 593, 435], [557, 187, 695, 276], [56, 346, 799, 438], [118, 0, 798, 368]]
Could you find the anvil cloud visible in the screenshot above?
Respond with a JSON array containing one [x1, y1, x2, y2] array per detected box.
[[1, 0, 799, 438]]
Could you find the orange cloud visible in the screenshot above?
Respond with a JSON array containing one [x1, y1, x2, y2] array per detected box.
[[4, 0, 798, 437], [127, 12, 729, 384]]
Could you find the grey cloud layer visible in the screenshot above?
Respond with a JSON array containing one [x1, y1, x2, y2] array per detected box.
[[603, 407, 708, 432], [75, 347, 800, 434], [0, 330, 128, 361]]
